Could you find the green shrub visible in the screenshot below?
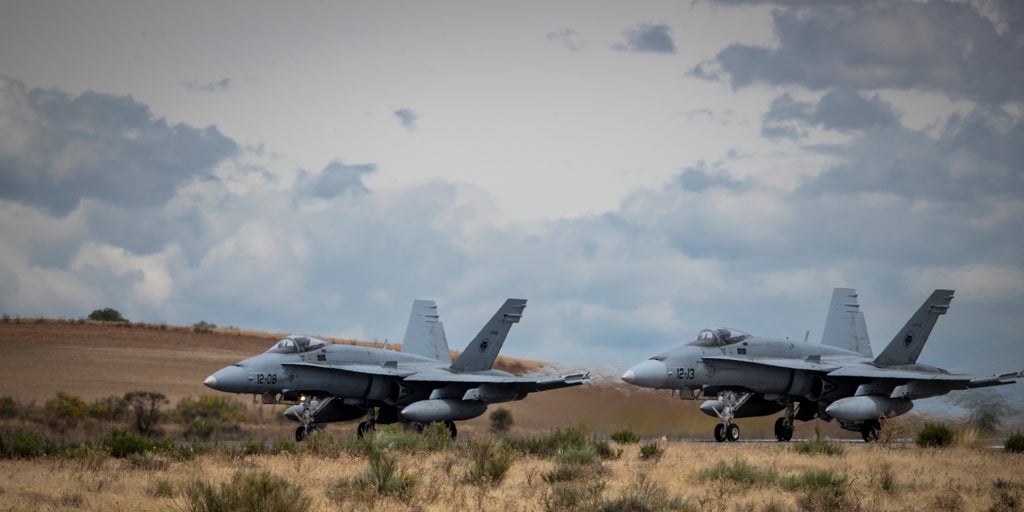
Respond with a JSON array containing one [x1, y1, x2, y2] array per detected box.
[[176, 395, 248, 423], [88, 307, 127, 322], [0, 396, 18, 419], [543, 464, 586, 484], [505, 426, 620, 462], [543, 481, 606, 512], [639, 442, 664, 461], [698, 458, 777, 485], [88, 395, 129, 421], [183, 470, 311, 512], [780, 469, 851, 512], [0, 430, 44, 459], [45, 392, 87, 431], [916, 423, 955, 448], [102, 428, 172, 458], [242, 439, 265, 456], [490, 406, 515, 433], [463, 439, 513, 486], [610, 428, 640, 444], [353, 448, 418, 500], [1005, 431, 1024, 454], [792, 437, 845, 456]]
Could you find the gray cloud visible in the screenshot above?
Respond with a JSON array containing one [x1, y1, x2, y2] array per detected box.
[[763, 88, 900, 139], [612, 24, 676, 54], [182, 78, 232, 93], [0, 76, 237, 216], [305, 161, 375, 199], [546, 28, 585, 51], [394, 108, 417, 130], [691, 1, 1024, 103]]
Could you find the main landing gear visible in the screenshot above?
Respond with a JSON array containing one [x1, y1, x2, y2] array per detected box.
[[357, 408, 377, 439], [710, 391, 752, 442], [774, 402, 795, 442], [860, 419, 881, 442]]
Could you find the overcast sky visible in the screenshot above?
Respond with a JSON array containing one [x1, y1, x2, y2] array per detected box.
[[1, 1, 1022, 404]]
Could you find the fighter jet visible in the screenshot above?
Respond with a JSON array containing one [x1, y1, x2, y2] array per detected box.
[[621, 288, 1023, 442], [204, 298, 589, 440]]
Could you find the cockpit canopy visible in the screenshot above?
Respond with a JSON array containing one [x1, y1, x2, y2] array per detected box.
[[686, 327, 750, 347], [266, 335, 328, 354]]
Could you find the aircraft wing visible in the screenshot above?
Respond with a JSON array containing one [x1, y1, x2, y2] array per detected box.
[[701, 356, 843, 373], [281, 362, 416, 378], [825, 366, 972, 381], [405, 369, 591, 388]]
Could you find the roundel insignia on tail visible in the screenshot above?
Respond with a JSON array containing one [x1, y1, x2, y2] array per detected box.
[[903, 331, 914, 348], [479, 339, 489, 352]]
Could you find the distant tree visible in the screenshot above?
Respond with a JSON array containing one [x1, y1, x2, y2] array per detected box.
[[192, 320, 217, 333], [124, 391, 168, 435], [88, 307, 127, 322], [44, 392, 87, 432]]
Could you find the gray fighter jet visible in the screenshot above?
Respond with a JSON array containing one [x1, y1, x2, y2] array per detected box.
[[622, 288, 1023, 442], [205, 298, 589, 440]]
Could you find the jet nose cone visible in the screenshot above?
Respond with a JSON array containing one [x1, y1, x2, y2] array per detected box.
[[622, 359, 669, 388], [204, 365, 249, 392]]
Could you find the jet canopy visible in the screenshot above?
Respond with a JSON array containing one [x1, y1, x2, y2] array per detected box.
[[266, 336, 328, 354], [687, 327, 750, 347]]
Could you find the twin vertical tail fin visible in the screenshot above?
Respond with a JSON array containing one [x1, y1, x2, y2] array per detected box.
[[450, 299, 527, 372], [821, 288, 872, 357], [873, 289, 954, 366], [401, 300, 452, 364]]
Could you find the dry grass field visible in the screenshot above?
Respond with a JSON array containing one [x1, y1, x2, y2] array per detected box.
[[1, 319, 1022, 512]]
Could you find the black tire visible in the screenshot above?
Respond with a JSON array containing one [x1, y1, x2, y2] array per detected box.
[[714, 423, 726, 442], [775, 417, 794, 442], [295, 426, 308, 442], [726, 424, 740, 442]]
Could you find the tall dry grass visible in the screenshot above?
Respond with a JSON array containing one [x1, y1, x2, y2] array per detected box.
[[1, 440, 1021, 512]]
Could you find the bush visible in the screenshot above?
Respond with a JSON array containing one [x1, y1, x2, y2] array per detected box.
[[638, 442, 664, 461], [782, 470, 851, 512], [0, 396, 19, 419], [1005, 431, 1024, 454], [88, 307, 127, 322], [102, 428, 173, 458], [610, 428, 640, 444], [0, 430, 44, 459], [192, 320, 217, 333], [176, 395, 248, 440], [916, 423, 955, 448], [183, 470, 311, 512], [88, 395, 129, 421], [463, 439, 513, 486], [124, 391, 168, 435], [698, 458, 777, 485], [45, 392, 87, 431], [990, 479, 1022, 512], [505, 426, 620, 461], [490, 407, 514, 433], [353, 448, 418, 500]]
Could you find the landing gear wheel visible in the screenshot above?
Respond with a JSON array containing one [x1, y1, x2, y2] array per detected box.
[[714, 423, 726, 442], [357, 421, 375, 439], [725, 423, 740, 442], [774, 417, 794, 442], [861, 419, 881, 442], [295, 426, 309, 442], [443, 420, 457, 439]]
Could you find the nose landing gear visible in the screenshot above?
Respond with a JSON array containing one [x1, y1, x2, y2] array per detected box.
[[710, 391, 751, 442]]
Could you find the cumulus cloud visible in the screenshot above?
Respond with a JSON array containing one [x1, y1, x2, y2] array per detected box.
[[691, 1, 1024, 103], [304, 161, 375, 199], [612, 23, 676, 54], [763, 88, 901, 139], [0, 76, 237, 216], [393, 108, 417, 130]]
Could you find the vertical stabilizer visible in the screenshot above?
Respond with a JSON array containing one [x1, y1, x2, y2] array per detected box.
[[450, 299, 527, 372], [873, 289, 954, 366], [401, 300, 452, 363], [821, 288, 872, 357]]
